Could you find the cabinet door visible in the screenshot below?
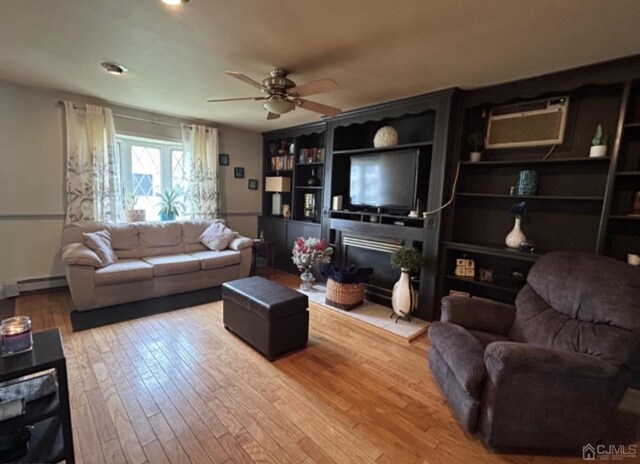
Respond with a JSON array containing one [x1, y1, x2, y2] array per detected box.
[[258, 218, 286, 269]]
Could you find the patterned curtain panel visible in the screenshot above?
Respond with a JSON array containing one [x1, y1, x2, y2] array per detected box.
[[64, 102, 122, 223], [181, 124, 221, 219]]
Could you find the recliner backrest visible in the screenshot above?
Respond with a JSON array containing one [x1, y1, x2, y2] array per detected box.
[[509, 252, 640, 366]]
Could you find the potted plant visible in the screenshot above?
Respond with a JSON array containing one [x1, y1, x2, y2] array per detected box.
[[468, 131, 484, 162], [158, 188, 184, 221], [123, 193, 146, 223], [390, 246, 422, 319], [589, 124, 608, 158]]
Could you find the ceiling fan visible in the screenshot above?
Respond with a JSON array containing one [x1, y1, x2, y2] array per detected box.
[[207, 68, 341, 120]]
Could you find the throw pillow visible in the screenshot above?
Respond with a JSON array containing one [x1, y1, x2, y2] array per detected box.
[[198, 222, 237, 251], [83, 230, 118, 267]]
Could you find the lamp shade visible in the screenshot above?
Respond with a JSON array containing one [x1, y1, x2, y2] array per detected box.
[[265, 176, 291, 193]]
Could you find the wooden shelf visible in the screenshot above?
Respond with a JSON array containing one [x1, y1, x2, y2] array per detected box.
[[294, 186, 323, 190], [457, 192, 604, 201], [444, 275, 521, 294], [623, 121, 640, 128], [444, 241, 541, 262], [332, 141, 433, 156], [460, 156, 610, 167], [610, 215, 640, 220], [264, 170, 293, 175], [296, 161, 324, 166], [616, 171, 640, 177], [0, 391, 60, 433], [16, 416, 64, 464]]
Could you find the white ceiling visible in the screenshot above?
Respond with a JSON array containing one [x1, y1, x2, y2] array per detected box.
[[1, 0, 640, 132]]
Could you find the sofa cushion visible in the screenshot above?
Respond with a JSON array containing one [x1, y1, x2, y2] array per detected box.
[[143, 254, 201, 276], [428, 322, 487, 398], [189, 250, 241, 270], [182, 220, 224, 252], [199, 222, 237, 251], [139, 222, 183, 248], [83, 230, 117, 267], [94, 259, 153, 286], [107, 223, 139, 250]]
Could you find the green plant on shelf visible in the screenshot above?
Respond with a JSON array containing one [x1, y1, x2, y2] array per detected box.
[[390, 246, 422, 273]]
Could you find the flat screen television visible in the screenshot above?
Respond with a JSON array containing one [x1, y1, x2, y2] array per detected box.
[[349, 149, 418, 210]]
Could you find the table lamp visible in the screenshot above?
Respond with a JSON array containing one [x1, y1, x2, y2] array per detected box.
[[265, 176, 291, 216]]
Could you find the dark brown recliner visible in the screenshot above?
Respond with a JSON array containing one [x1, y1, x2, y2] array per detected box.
[[428, 251, 640, 451]]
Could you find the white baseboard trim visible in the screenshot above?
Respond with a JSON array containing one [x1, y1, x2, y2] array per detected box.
[[3, 276, 68, 298]]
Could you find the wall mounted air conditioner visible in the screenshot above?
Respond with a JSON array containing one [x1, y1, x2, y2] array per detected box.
[[485, 97, 569, 148]]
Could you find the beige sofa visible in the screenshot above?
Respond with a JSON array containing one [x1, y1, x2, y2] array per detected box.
[[61, 220, 253, 311]]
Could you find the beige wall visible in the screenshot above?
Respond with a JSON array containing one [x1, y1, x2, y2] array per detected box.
[[0, 79, 262, 298]]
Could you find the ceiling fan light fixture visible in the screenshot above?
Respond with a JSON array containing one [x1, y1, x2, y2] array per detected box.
[[162, 0, 189, 5], [100, 62, 128, 75], [263, 96, 295, 115]]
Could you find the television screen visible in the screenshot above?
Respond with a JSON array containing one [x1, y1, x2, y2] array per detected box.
[[349, 150, 418, 209]]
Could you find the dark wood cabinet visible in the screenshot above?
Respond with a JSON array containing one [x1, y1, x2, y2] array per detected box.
[[257, 216, 321, 274], [323, 90, 458, 320], [437, 56, 640, 316]]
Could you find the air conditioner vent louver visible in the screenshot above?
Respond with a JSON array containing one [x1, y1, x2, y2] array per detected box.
[[485, 97, 569, 149]]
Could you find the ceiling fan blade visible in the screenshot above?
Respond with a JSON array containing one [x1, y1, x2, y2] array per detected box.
[[266, 112, 280, 120], [225, 70, 265, 90], [287, 78, 338, 97], [206, 96, 266, 103], [296, 98, 341, 117]]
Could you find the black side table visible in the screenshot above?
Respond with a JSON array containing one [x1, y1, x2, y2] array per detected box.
[[0, 328, 74, 463]]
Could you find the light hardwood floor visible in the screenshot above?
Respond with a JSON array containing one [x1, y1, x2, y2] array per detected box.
[[14, 271, 640, 464]]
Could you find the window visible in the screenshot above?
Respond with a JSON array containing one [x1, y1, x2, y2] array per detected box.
[[118, 136, 186, 221]]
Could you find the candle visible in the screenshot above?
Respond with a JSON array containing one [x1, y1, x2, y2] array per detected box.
[[1, 316, 32, 356]]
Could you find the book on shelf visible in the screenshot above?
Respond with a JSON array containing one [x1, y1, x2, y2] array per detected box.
[[297, 147, 324, 163], [270, 155, 294, 171]]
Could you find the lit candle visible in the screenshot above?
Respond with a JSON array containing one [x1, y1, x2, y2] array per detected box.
[[1, 316, 32, 356]]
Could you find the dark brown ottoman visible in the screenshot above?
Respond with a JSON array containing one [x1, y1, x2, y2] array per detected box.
[[222, 276, 309, 361]]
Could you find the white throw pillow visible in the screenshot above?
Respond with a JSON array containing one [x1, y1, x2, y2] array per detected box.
[[198, 222, 237, 251], [83, 229, 118, 267]]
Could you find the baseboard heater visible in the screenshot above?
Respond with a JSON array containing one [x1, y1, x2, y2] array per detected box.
[[3, 276, 68, 298]]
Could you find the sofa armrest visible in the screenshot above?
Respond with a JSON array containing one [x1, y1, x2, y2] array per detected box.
[[62, 243, 102, 268], [485, 342, 620, 381], [441, 296, 515, 335], [228, 236, 253, 251]]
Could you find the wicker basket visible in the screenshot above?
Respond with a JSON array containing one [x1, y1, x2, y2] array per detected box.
[[325, 278, 365, 310]]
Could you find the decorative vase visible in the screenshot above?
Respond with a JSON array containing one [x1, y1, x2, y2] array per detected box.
[[392, 268, 416, 318], [160, 212, 176, 222], [515, 170, 538, 196], [307, 168, 320, 186], [505, 216, 526, 249], [373, 126, 398, 148], [300, 267, 315, 291]]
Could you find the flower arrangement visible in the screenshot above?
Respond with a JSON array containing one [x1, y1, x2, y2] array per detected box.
[[292, 237, 334, 270], [510, 201, 527, 218]]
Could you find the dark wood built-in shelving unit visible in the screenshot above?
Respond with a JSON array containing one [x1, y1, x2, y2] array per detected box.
[[260, 55, 640, 321]]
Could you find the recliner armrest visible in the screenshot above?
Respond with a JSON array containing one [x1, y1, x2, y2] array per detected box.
[[484, 341, 620, 381], [62, 243, 102, 268], [228, 236, 253, 251], [441, 296, 515, 335]]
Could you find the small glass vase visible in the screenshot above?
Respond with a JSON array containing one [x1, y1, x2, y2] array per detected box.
[[300, 267, 315, 291]]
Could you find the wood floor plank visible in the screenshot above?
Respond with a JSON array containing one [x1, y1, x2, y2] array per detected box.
[[14, 272, 640, 464]]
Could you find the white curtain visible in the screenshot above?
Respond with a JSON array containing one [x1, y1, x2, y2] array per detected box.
[[181, 124, 221, 219], [64, 102, 122, 223]]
